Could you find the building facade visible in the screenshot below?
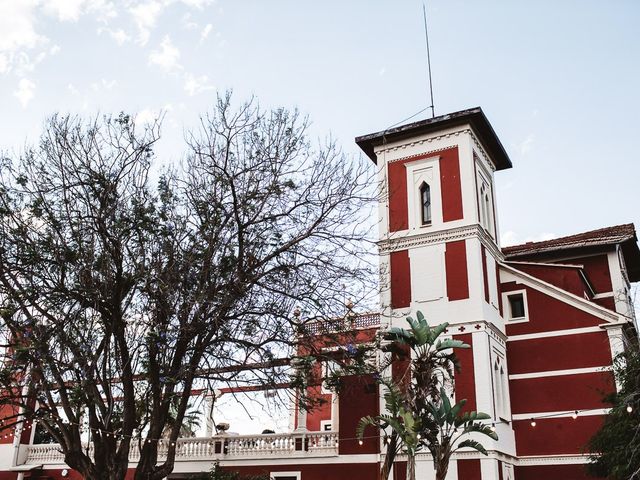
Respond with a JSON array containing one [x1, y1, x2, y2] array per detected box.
[[1, 108, 638, 480]]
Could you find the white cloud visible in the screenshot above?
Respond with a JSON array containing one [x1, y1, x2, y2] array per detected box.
[[200, 23, 212, 42], [136, 108, 157, 125], [12, 49, 49, 75], [501, 230, 556, 247], [183, 73, 214, 96], [136, 104, 172, 125], [101, 78, 117, 90], [90, 78, 117, 91], [178, 0, 215, 8], [0, 1, 44, 51], [14, 78, 36, 107], [129, 1, 164, 45], [67, 83, 80, 95], [49, 44, 61, 55], [42, 0, 116, 23], [43, 0, 87, 22], [149, 35, 181, 71], [378, 67, 386, 76], [102, 28, 131, 45], [181, 12, 198, 30], [517, 133, 535, 157]]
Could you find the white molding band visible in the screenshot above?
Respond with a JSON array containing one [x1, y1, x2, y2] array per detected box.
[[516, 454, 591, 466], [509, 366, 611, 380], [379, 222, 505, 263], [508, 326, 603, 342], [512, 408, 610, 421], [593, 292, 614, 299]]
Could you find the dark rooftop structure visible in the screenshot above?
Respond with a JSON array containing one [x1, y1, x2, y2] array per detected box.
[[355, 107, 512, 171]]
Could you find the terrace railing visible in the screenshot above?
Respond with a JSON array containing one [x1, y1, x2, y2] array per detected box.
[[24, 431, 340, 465]]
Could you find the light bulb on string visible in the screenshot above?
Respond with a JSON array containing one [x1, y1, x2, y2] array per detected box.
[[627, 405, 633, 413], [530, 419, 536, 427], [571, 411, 578, 420]]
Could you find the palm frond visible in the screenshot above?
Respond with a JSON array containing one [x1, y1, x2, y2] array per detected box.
[[456, 439, 489, 455]]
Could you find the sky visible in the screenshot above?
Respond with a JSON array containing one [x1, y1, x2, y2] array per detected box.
[[1, 0, 639, 248], [1, 0, 638, 433], [1, 0, 639, 247]]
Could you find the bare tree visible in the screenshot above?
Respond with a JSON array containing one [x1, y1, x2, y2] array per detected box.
[[0, 94, 375, 480]]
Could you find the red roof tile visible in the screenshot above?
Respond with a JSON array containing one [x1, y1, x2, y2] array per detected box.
[[502, 224, 637, 257]]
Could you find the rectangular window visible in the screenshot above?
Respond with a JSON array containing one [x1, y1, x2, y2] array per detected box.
[[502, 290, 529, 323], [508, 294, 525, 318], [271, 473, 301, 480]]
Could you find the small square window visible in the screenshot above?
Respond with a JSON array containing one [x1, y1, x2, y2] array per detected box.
[[508, 294, 525, 319], [271, 473, 301, 480], [502, 290, 529, 323]]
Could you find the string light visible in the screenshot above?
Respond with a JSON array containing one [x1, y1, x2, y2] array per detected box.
[[627, 405, 633, 413], [2, 406, 616, 446]]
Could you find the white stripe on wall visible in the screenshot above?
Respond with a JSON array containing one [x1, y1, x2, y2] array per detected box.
[[509, 366, 612, 380]]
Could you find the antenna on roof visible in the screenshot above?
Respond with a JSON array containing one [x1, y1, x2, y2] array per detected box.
[[422, 2, 435, 118]]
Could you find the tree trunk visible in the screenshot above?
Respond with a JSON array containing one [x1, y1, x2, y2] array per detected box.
[[406, 454, 416, 480], [380, 450, 394, 480], [435, 456, 450, 480], [379, 435, 398, 480]]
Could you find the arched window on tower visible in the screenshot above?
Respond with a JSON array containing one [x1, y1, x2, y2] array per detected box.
[[480, 184, 488, 227], [420, 182, 431, 225], [484, 191, 492, 231]]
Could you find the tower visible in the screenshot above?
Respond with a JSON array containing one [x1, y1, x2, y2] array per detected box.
[[356, 107, 517, 479]]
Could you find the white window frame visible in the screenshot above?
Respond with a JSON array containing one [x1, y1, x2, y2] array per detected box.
[[271, 472, 301, 480], [419, 181, 432, 226], [492, 353, 511, 420], [501, 289, 529, 323], [405, 156, 441, 230], [476, 169, 495, 238]]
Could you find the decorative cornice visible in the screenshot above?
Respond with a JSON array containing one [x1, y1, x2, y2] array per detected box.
[[376, 129, 468, 158], [387, 145, 449, 164], [470, 131, 497, 173], [378, 223, 505, 263], [378, 224, 481, 254]]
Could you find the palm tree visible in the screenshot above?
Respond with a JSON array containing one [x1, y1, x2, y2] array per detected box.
[[424, 388, 498, 480], [162, 402, 202, 438], [357, 378, 420, 480], [357, 311, 497, 480]]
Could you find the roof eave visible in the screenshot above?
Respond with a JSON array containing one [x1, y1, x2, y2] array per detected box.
[[355, 107, 512, 171]]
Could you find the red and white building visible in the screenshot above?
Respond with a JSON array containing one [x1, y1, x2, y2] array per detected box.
[[1, 108, 638, 480]]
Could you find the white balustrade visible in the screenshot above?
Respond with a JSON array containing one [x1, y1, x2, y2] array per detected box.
[[24, 431, 339, 465]]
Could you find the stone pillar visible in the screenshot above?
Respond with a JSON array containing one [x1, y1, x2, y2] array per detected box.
[[295, 389, 307, 432]]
